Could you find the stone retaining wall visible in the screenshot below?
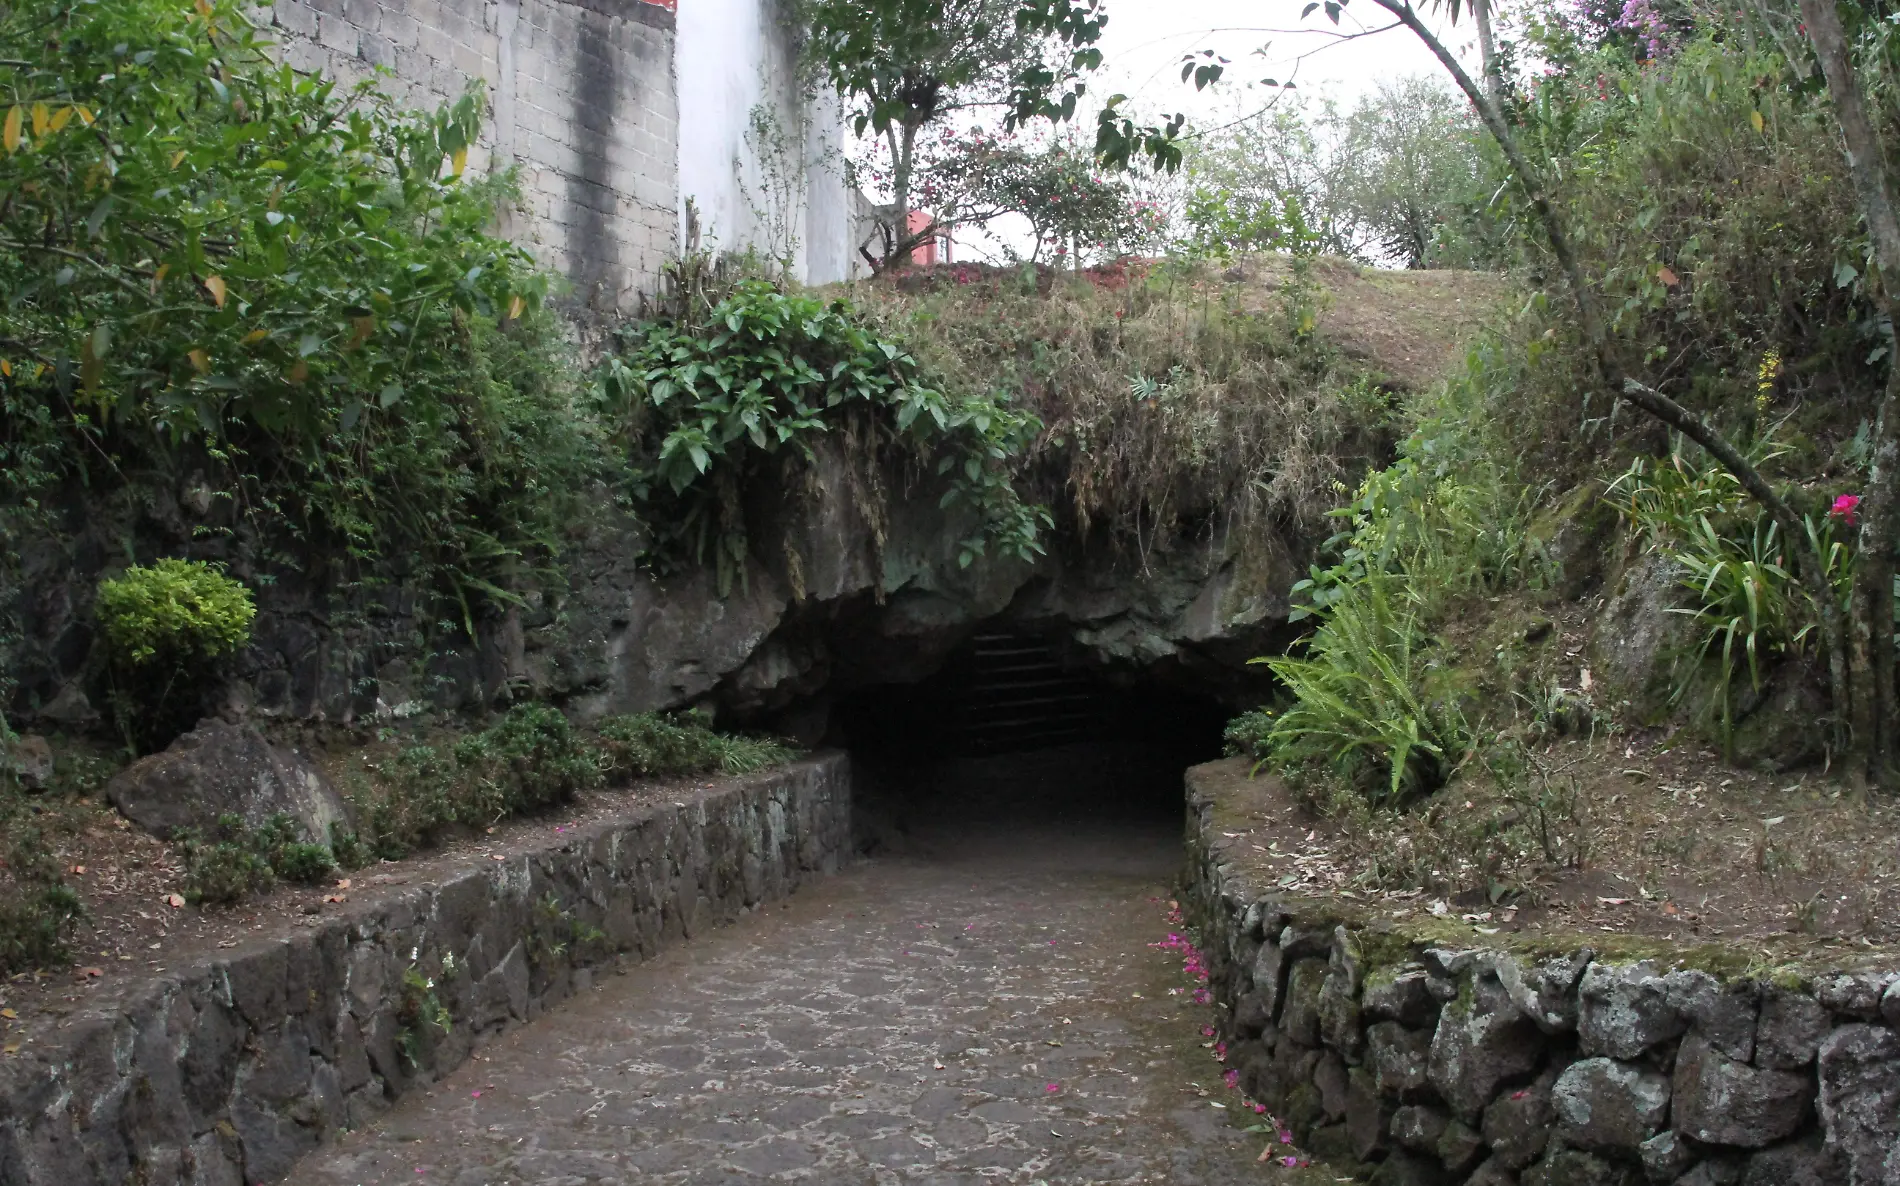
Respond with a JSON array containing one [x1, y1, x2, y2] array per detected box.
[[1184, 760, 1900, 1186], [0, 754, 852, 1186]]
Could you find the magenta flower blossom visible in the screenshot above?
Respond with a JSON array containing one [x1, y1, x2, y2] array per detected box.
[[1832, 494, 1862, 526]]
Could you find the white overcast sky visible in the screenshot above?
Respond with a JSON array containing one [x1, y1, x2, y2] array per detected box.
[[939, 0, 1476, 261], [1086, 0, 1467, 114]]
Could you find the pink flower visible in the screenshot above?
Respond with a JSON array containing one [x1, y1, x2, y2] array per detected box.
[[1832, 494, 1862, 525], [1222, 1069, 1240, 1088], [1045, 1082, 1061, 1093]]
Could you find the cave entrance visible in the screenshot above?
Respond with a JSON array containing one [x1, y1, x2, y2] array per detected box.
[[830, 630, 1231, 866]]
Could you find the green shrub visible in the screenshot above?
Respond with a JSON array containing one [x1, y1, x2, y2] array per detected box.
[[594, 712, 797, 782], [176, 812, 338, 904], [95, 559, 256, 667], [451, 703, 600, 822], [598, 271, 1048, 590], [178, 815, 277, 905], [347, 704, 600, 859], [1, 0, 605, 630]]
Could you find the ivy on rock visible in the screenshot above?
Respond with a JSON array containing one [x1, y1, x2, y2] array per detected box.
[[597, 276, 1050, 593]]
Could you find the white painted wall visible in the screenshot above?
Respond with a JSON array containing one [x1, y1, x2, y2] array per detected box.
[[674, 0, 858, 284]]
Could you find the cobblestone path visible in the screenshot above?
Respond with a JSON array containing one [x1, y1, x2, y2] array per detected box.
[[286, 818, 1299, 1185]]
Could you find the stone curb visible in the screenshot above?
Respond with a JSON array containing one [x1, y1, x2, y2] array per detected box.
[[1184, 759, 1900, 1186], [0, 753, 853, 1186]]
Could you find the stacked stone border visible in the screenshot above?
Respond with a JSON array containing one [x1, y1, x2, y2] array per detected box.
[[0, 753, 852, 1186], [1184, 759, 1900, 1186]]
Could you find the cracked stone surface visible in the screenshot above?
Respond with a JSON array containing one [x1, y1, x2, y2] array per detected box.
[[285, 817, 1283, 1185]]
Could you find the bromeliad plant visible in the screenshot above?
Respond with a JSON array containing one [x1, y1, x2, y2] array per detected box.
[[597, 274, 1050, 593]]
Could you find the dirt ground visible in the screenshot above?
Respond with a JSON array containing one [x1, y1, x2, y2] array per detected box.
[[0, 756, 713, 1055], [1198, 739, 1900, 971]]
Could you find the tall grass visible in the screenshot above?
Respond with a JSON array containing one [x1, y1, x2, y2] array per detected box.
[[852, 260, 1388, 559]]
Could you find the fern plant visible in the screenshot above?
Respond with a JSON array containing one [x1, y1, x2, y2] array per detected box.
[[1255, 575, 1472, 805]]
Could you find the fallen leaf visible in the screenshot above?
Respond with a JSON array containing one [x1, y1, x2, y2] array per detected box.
[[204, 275, 226, 308], [77, 967, 103, 979], [1, 1008, 17, 1019], [1657, 265, 1680, 287], [166, 893, 185, 908], [324, 894, 347, 904], [1597, 897, 1631, 907], [335, 878, 351, 889], [3, 1044, 19, 1055]]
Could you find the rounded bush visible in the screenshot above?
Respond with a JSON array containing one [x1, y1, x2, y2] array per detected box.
[[95, 558, 256, 667]]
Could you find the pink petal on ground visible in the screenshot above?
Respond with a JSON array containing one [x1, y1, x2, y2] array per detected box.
[[1045, 1083, 1060, 1093]]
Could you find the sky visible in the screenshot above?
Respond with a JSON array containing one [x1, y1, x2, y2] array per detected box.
[[942, 0, 1476, 261], [1087, 0, 1467, 115]]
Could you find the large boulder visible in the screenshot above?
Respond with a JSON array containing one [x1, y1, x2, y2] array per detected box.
[[105, 718, 349, 843]]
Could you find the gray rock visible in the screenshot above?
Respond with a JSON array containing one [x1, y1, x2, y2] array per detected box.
[[1348, 1067, 1394, 1161], [1815, 1023, 1900, 1186], [1253, 940, 1286, 1020], [1553, 1057, 1671, 1154], [1392, 1104, 1452, 1151], [1640, 1131, 1696, 1183], [1369, 1020, 1435, 1100], [1469, 1157, 1523, 1186], [1232, 990, 1270, 1037], [1665, 968, 1758, 1062], [105, 718, 350, 842], [1496, 949, 1593, 1034], [1591, 551, 1695, 712], [1755, 986, 1831, 1070], [1678, 1157, 1744, 1186], [1280, 924, 1337, 959], [1673, 1032, 1812, 1149], [1372, 1149, 1455, 1186], [1816, 974, 1894, 1021], [1523, 1147, 1640, 1186], [1484, 1068, 1558, 1170], [1882, 980, 1900, 1029], [1315, 1049, 1351, 1121], [1439, 1116, 1485, 1175], [1365, 965, 1443, 1028], [1741, 1134, 1848, 1186], [1579, 962, 1686, 1060], [1429, 972, 1546, 1120], [6, 733, 54, 790], [1318, 927, 1364, 1058], [1280, 958, 1329, 1047]]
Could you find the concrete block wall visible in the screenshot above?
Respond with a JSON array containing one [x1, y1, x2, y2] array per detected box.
[[254, 0, 679, 313]]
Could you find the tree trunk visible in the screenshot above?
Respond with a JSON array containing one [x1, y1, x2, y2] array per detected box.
[[1371, 0, 1854, 743], [886, 122, 919, 269], [1797, 0, 1900, 786], [1473, 0, 1504, 106]]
